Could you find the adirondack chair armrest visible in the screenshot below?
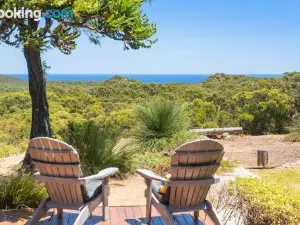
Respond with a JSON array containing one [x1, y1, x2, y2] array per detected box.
[[137, 169, 168, 183], [165, 176, 221, 186], [83, 167, 119, 183], [34, 167, 119, 185]]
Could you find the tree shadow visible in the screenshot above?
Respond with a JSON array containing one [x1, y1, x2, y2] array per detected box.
[[0, 208, 33, 224], [125, 214, 206, 225]]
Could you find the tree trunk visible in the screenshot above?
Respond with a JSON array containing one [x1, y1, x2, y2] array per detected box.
[[22, 45, 52, 170]]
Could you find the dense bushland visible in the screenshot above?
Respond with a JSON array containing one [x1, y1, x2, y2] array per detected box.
[[286, 116, 300, 142], [1, 73, 300, 158]]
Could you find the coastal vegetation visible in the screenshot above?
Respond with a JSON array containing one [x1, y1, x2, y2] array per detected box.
[[286, 117, 300, 142], [0, 72, 300, 161]]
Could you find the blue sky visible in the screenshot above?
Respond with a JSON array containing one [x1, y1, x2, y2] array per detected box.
[[1, 0, 300, 75]]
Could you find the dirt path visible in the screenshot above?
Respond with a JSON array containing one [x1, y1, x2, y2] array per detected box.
[[0, 154, 24, 175], [219, 135, 300, 167], [109, 176, 146, 206]]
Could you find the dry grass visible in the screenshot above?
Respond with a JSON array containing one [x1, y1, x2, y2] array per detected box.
[[253, 167, 300, 191]]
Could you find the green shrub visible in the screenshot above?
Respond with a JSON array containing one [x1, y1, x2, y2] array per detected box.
[[190, 99, 218, 128], [231, 178, 300, 225], [233, 89, 294, 134], [0, 142, 27, 158], [285, 117, 300, 142], [63, 120, 135, 179], [137, 130, 197, 152], [0, 172, 47, 209], [133, 151, 171, 175], [217, 160, 236, 174], [135, 98, 189, 144]]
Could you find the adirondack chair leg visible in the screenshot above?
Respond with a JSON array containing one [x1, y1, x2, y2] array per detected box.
[[153, 204, 175, 225], [103, 177, 110, 220], [157, 209, 174, 225], [144, 179, 152, 224], [194, 211, 199, 220], [57, 208, 63, 218], [146, 202, 152, 224], [152, 195, 176, 225], [74, 205, 91, 225], [27, 199, 49, 225], [204, 200, 223, 225]]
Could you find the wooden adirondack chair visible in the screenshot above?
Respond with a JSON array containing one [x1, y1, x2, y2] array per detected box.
[[27, 137, 119, 225], [137, 139, 224, 225]]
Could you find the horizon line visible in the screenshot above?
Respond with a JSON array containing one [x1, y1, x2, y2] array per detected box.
[[4, 73, 284, 76]]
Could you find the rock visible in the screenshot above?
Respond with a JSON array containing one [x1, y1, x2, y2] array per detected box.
[[224, 135, 231, 140], [280, 160, 300, 168], [222, 132, 229, 137], [222, 132, 231, 140], [207, 134, 219, 139]]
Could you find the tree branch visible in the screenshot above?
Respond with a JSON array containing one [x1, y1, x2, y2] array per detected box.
[[43, 18, 53, 36], [60, 21, 127, 41]]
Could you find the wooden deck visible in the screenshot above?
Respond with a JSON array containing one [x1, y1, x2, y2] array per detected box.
[[0, 206, 215, 225]]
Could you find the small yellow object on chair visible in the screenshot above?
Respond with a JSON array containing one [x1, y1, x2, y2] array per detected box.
[[159, 185, 168, 194], [158, 173, 171, 194], [165, 173, 171, 180]]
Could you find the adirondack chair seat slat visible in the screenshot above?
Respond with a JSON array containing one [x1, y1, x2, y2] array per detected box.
[[81, 179, 102, 202], [152, 182, 170, 204]]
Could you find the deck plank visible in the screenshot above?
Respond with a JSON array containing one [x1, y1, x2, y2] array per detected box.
[[68, 210, 78, 225], [110, 207, 119, 225], [132, 206, 143, 225], [124, 206, 137, 225], [41, 209, 55, 225], [0, 206, 215, 225], [174, 214, 188, 225], [93, 207, 103, 225], [182, 213, 204, 225], [200, 211, 214, 225], [117, 207, 127, 225]]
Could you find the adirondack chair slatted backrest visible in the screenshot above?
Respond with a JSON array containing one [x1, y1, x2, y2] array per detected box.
[[169, 139, 224, 208], [28, 137, 84, 205]]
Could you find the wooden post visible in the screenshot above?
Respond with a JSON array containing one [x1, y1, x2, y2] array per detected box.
[[257, 150, 269, 167]]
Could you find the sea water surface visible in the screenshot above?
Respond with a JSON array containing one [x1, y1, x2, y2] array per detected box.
[[10, 74, 283, 84]]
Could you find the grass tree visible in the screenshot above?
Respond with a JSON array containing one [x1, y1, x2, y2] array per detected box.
[[135, 98, 189, 141], [0, 0, 156, 169]]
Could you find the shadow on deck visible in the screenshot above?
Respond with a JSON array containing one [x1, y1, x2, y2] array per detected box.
[[0, 206, 215, 225]]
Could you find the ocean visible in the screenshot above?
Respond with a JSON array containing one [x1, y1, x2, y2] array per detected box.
[[10, 74, 283, 84]]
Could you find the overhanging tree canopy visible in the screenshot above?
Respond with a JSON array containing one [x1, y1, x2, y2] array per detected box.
[[0, 0, 156, 168]]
